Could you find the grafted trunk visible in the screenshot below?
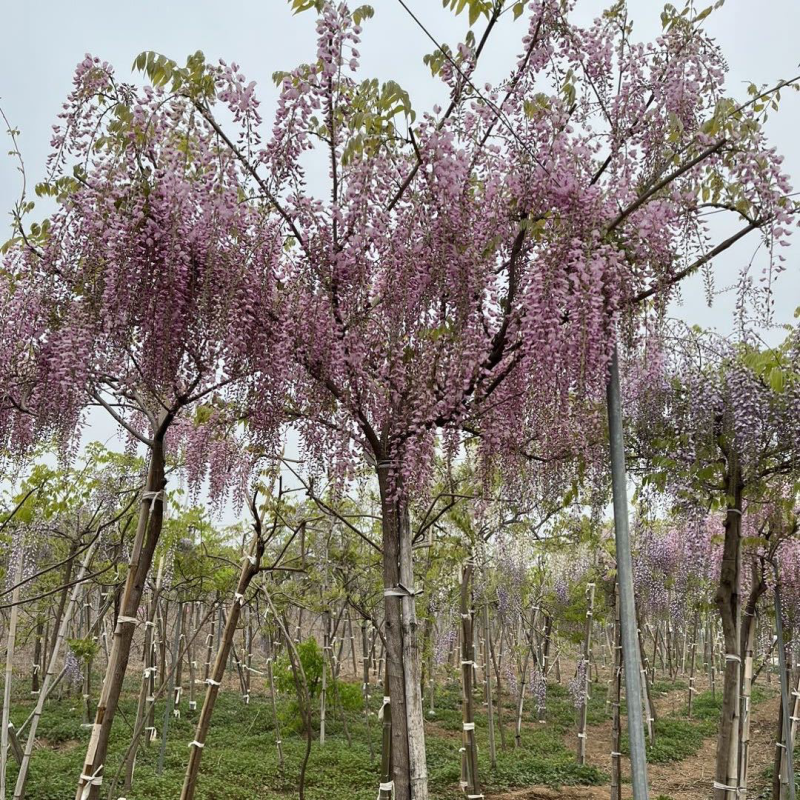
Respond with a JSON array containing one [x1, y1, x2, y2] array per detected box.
[[187, 603, 198, 712], [538, 611, 553, 723], [490, 621, 507, 751], [773, 567, 796, 800], [203, 595, 219, 682], [379, 665, 393, 800], [637, 613, 657, 744], [265, 629, 285, 775], [514, 632, 533, 749]]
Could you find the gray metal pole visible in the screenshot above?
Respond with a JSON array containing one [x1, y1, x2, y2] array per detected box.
[[606, 347, 650, 800], [773, 559, 796, 800]]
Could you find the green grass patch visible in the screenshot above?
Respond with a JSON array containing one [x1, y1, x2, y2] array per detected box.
[[3, 673, 608, 800]]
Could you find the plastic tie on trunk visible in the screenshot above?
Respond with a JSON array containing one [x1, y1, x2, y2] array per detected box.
[[79, 765, 104, 800], [142, 490, 164, 511], [713, 781, 743, 794], [384, 583, 422, 597]]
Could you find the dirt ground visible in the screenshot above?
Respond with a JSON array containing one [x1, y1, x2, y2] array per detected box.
[[490, 676, 781, 800]]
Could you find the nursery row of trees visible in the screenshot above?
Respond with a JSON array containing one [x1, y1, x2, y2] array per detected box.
[[0, 0, 798, 799], [2, 396, 799, 800]]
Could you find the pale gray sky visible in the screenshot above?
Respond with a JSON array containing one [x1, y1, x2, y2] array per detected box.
[[1, 0, 798, 500]]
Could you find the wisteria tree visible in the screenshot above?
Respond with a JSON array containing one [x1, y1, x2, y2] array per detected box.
[[0, 53, 288, 799], [629, 323, 800, 798], [1, 0, 797, 797], [188, 2, 791, 796]]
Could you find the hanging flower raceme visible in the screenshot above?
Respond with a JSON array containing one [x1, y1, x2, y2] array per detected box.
[[1, 54, 289, 488], [209, 0, 796, 505]]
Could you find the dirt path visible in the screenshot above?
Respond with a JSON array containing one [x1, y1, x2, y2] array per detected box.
[[490, 680, 781, 800]]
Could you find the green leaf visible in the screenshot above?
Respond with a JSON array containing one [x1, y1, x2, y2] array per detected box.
[[768, 366, 785, 393], [353, 4, 374, 25]]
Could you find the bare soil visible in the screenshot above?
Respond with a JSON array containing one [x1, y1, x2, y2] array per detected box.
[[491, 673, 781, 800]]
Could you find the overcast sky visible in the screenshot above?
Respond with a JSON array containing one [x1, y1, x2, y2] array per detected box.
[[1, 1, 798, 503]]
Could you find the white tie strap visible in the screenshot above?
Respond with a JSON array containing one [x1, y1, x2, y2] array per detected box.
[[712, 781, 742, 794], [378, 696, 390, 720], [142, 490, 164, 511], [79, 766, 104, 800], [384, 583, 422, 597], [188, 740, 205, 749]]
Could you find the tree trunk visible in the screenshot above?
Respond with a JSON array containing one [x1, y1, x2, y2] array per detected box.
[[31, 618, 43, 696], [637, 613, 657, 744], [773, 565, 796, 800], [124, 555, 164, 791], [1, 549, 24, 800], [157, 601, 183, 775], [361, 620, 375, 760], [74, 439, 167, 800], [713, 465, 744, 800], [180, 535, 262, 800], [738, 557, 766, 795], [482, 563, 498, 768], [188, 603, 198, 712], [514, 637, 532, 749], [377, 465, 427, 800], [688, 608, 700, 718], [265, 629, 285, 776], [610, 586, 623, 800], [459, 558, 480, 797], [490, 620, 507, 751], [577, 583, 596, 763]]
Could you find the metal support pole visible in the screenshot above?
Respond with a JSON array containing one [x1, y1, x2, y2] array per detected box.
[[606, 347, 650, 800]]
